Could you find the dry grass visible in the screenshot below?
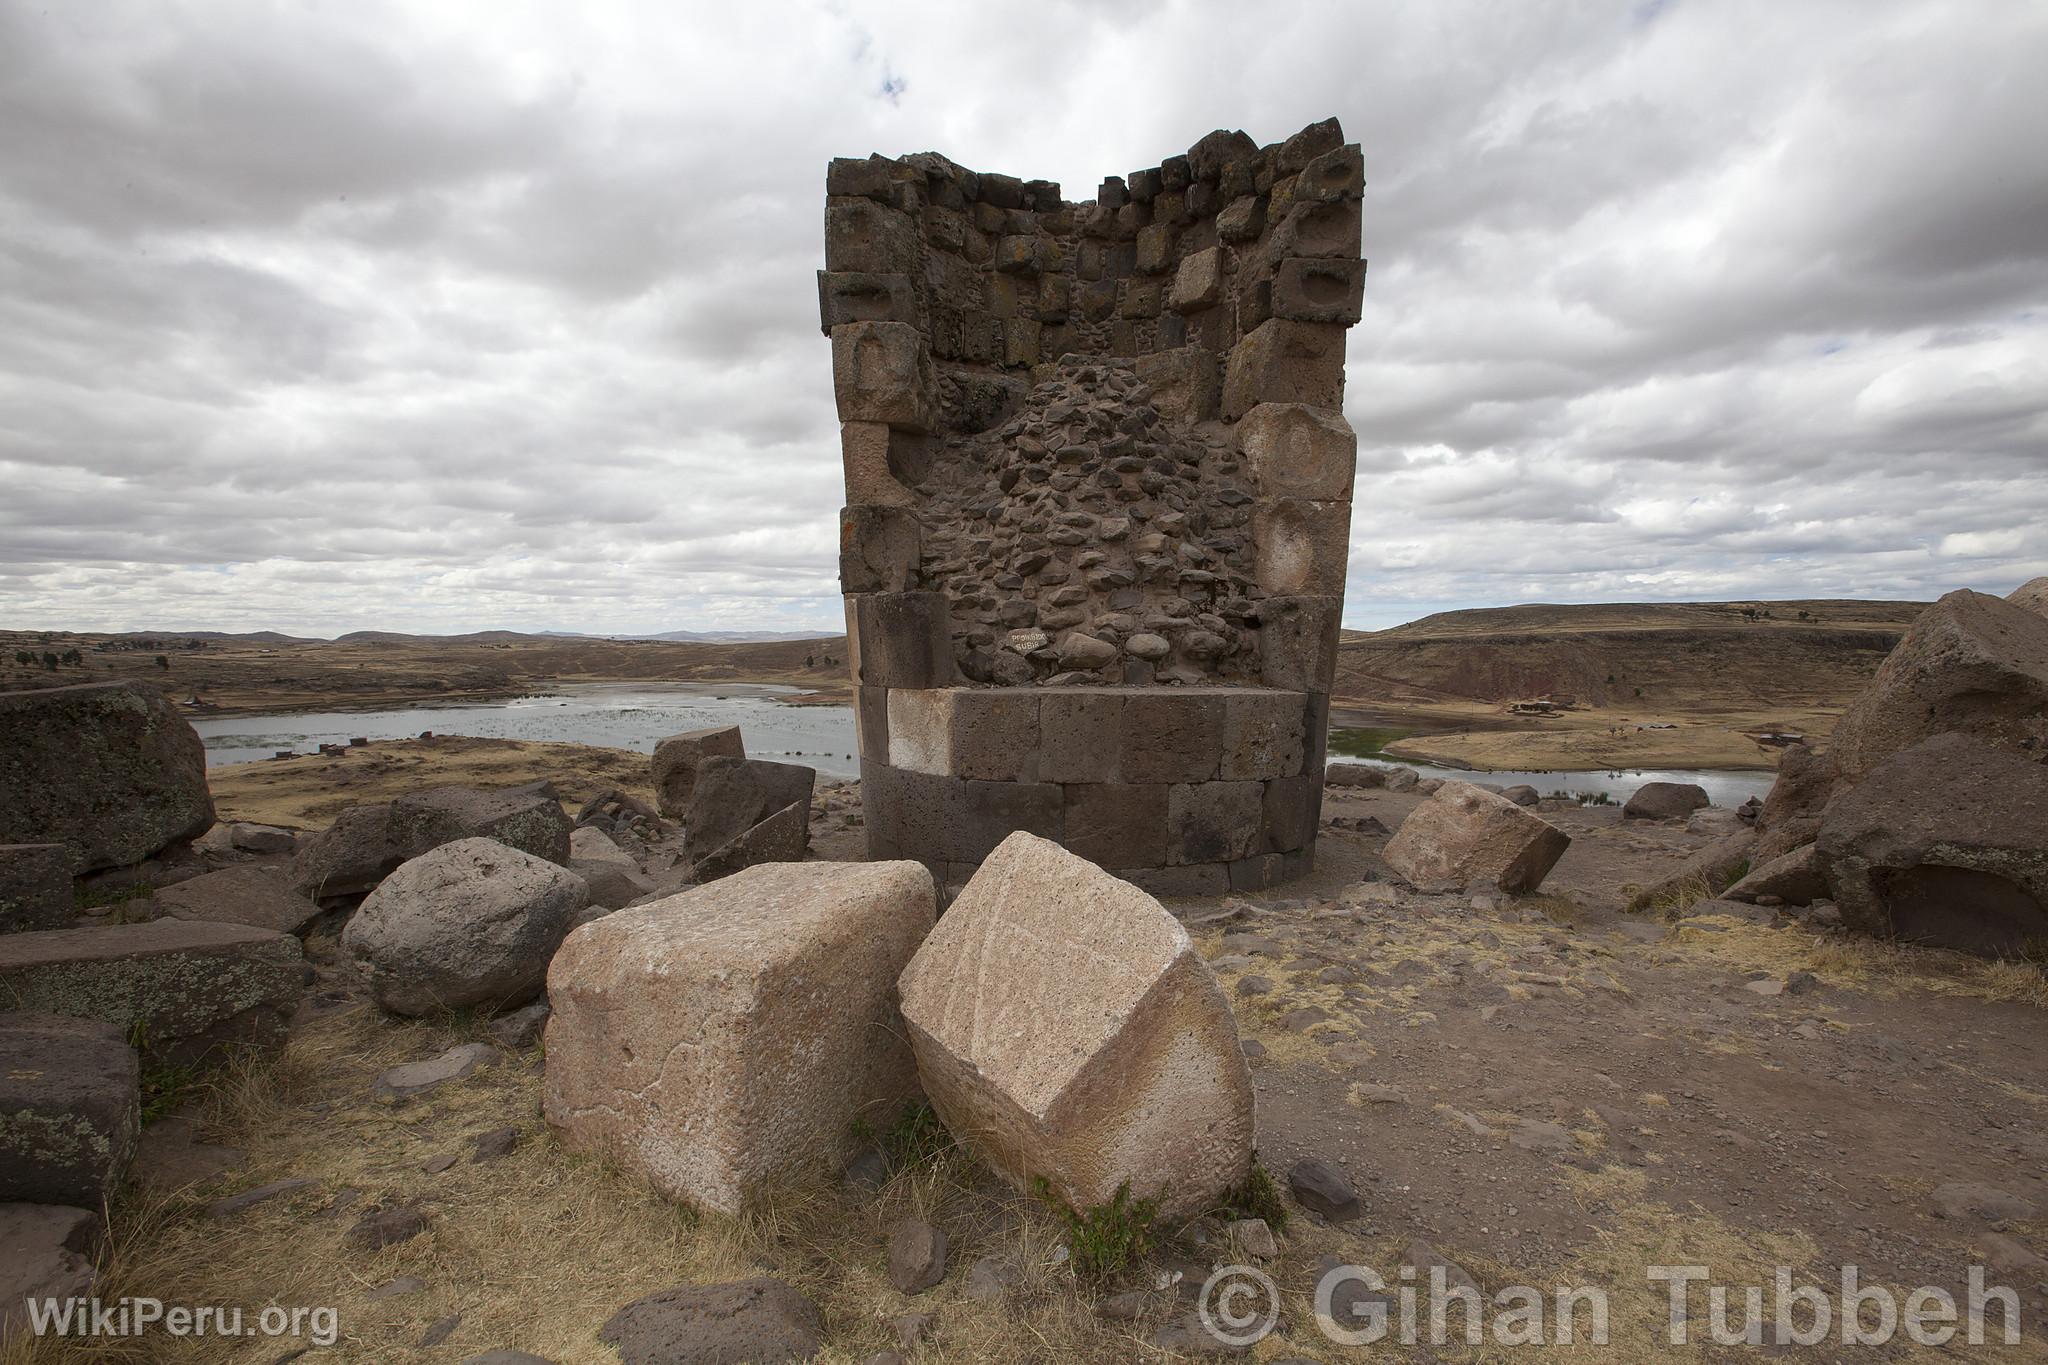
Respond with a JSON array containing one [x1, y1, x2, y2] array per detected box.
[[1624, 872, 1716, 917], [3, 1006, 1214, 1364], [1670, 916, 2048, 1010]]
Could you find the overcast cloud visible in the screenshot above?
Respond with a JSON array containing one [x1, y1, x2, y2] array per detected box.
[[1, 0, 2043, 635]]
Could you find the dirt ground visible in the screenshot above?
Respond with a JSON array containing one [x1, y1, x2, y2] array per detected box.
[[1355, 699, 1833, 772], [17, 764, 2048, 1364]]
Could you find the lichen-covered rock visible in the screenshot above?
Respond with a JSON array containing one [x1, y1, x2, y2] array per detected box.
[[390, 786, 573, 865], [896, 833, 1253, 1219], [0, 920, 303, 1067], [1827, 589, 2048, 785], [342, 838, 588, 1016], [0, 681, 214, 873], [289, 804, 404, 899], [153, 865, 323, 936], [1816, 733, 2048, 955], [1, 844, 72, 934], [544, 862, 934, 1217], [0, 1013, 139, 1207], [1385, 782, 1570, 894]]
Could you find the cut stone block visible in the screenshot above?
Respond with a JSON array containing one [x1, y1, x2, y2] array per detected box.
[[390, 786, 573, 865], [897, 833, 1254, 1218], [1253, 498, 1353, 597], [824, 200, 919, 276], [691, 802, 810, 884], [0, 681, 214, 874], [1237, 403, 1356, 502], [1261, 775, 1321, 853], [1, 1204, 97, 1342], [1167, 246, 1224, 312], [1167, 781, 1263, 865], [0, 844, 71, 934], [832, 321, 936, 432], [1061, 783, 1170, 869], [1132, 348, 1221, 425], [839, 422, 924, 508], [850, 592, 952, 688], [1119, 692, 1224, 784], [1258, 595, 1342, 693], [1271, 257, 1365, 325], [0, 1013, 139, 1207], [0, 920, 303, 1067], [1219, 692, 1307, 780], [859, 764, 1063, 865], [685, 758, 815, 866], [544, 862, 936, 1216], [152, 865, 323, 936], [1039, 690, 1126, 784], [342, 838, 588, 1016], [1222, 319, 1347, 420], [651, 725, 746, 820], [289, 804, 402, 899], [816, 269, 919, 333], [839, 505, 922, 594], [1263, 199, 1361, 264], [887, 689, 1040, 782], [1384, 782, 1570, 894]]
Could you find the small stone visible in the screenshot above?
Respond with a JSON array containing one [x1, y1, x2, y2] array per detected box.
[[1228, 1217, 1277, 1259], [1288, 1157, 1361, 1221], [487, 1002, 550, 1051], [423, 1153, 457, 1174], [348, 1204, 429, 1250], [420, 1315, 461, 1347], [887, 1218, 947, 1294], [965, 1256, 1021, 1301], [372, 1042, 499, 1104], [472, 1126, 520, 1163], [207, 1178, 317, 1219], [366, 1276, 427, 1302]]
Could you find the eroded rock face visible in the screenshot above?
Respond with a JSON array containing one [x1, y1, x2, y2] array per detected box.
[[0, 844, 72, 934], [0, 920, 302, 1067], [896, 832, 1253, 1219], [342, 838, 588, 1016], [1725, 843, 1827, 906], [1827, 589, 2048, 785], [2009, 576, 2048, 621], [544, 862, 935, 1217], [0, 1013, 139, 1207], [0, 681, 214, 874], [1752, 742, 1837, 864], [1384, 782, 1570, 894], [1817, 733, 2048, 956]]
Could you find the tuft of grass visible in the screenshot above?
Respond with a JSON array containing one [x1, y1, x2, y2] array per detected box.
[[1213, 1155, 1288, 1234], [124, 1022, 201, 1125], [1626, 870, 1715, 916], [1035, 1178, 1158, 1283]]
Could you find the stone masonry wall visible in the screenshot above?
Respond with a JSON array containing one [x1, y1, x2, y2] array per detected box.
[[826, 118, 1363, 885]]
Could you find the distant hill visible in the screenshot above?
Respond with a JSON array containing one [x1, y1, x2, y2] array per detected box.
[[537, 629, 838, 643], [1334, 598, 1930, 708]]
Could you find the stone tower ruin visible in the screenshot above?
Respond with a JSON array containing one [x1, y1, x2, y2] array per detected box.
[[823, 118, 1363, 893]]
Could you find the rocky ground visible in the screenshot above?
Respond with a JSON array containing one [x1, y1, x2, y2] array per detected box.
[[15, 771, 2048, 1365]]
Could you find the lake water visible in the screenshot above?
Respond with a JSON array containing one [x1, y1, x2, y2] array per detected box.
[[1325, 756, 1774, 806], [192, 683, 862, 777], [196, 686, 1774, 803]]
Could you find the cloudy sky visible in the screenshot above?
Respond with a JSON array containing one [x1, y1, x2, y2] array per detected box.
[[2, 0, 2043, 637]]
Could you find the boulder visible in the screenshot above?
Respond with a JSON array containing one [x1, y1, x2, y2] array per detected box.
[[1500, 784, 1539, 807], [391, 786, 573, 865], [1816, 733, 2048, 955], [0, 920, 303, 1066], [685, 758, 816, 865], [568, 827, 654, 910], [1383, 782, 1570, 894], [152, 865, 324, 936], [544, 861, 934, 1216], [600, 1279, 823, 1365], [1627, 831, 1757, 912], [1621, 782, 1709, 821], [2011, 576, 2048, 621], [1324, 765, 1385, 789], [1, 844, 71, 934], [0, 681, 214, 873], [1, 1204, 97, 1343], [342, 838, 588, 1016], [1827, 589, 2048, 785], [691, 803, 809, 884], [0, 1013, 139, 1206], [1752, 742, 1837, 863], [896, 832, 1253, 1219], [651, 725, 747, 819], [289, 804, 404, 899], [1382, 767, 1420, 792], [1724, 843, 1827, 906]]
